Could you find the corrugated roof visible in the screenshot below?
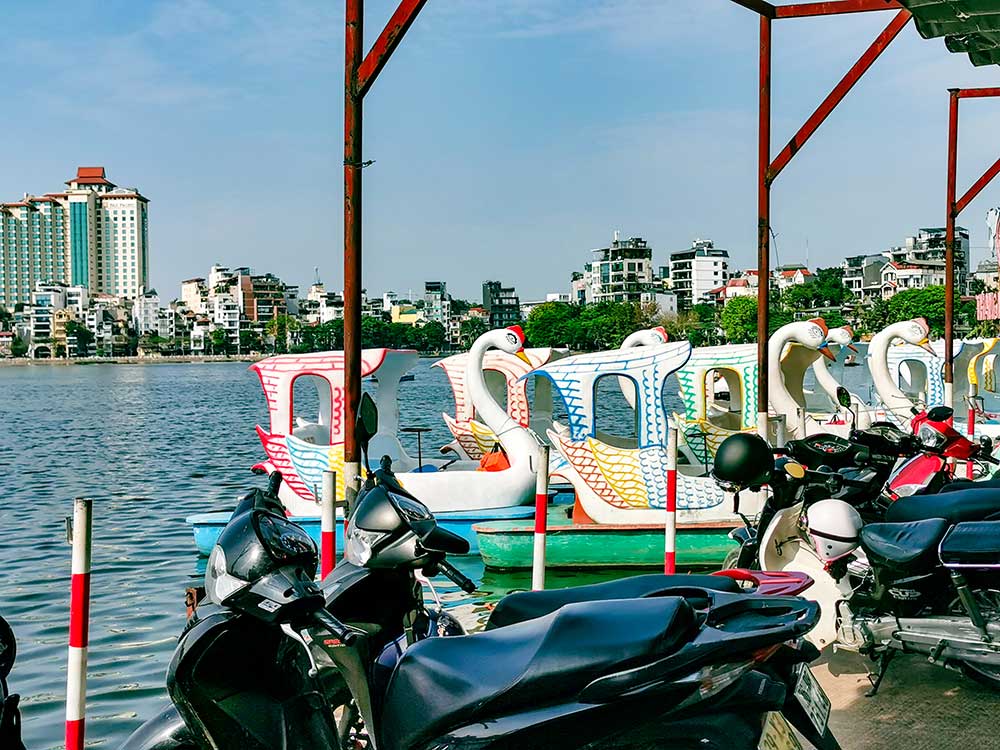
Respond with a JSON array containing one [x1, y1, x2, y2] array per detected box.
[[898, 1, 1000, 66]]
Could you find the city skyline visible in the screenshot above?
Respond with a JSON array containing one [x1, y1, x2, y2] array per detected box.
[[2, 2, 1000, 302]]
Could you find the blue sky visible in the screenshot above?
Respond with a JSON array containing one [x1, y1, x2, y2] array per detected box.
[[2, 0, 1000, 303]]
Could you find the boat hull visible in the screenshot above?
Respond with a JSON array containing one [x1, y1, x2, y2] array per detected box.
[[474, 517, 737, 570], [187, 505, 536, 557]]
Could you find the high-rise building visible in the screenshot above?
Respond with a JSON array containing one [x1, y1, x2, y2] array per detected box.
[[482, 280, 521, 328], [0, 166, 149, 307], [668, 239, 729, 310], [423, 281, 451, 327]]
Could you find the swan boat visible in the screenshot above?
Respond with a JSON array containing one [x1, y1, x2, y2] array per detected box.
[[187, 334, 542, 556], [475, 339, 764, 569]]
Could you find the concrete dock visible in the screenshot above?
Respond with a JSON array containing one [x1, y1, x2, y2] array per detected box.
[[812, 650, 997, 748]]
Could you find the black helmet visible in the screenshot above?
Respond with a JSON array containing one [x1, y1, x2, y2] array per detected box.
[[712, 433, 773, 491]]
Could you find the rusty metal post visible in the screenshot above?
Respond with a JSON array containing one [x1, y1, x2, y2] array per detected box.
[[757, 14, 772, 439], [945, 89, 959, 410], [344, 0, 364, 506]]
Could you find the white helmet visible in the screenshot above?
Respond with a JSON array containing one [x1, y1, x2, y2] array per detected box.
[[805, 499, 863, 562]]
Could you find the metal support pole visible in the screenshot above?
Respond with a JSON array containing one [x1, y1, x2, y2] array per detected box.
[[321, 470, 337, 578], [531, 445, 550, 591], [66, 497, 93, 750], [757, 14, 772, 439], [665, 426, 678, 574], [945, 89, 959, 411], [344, 0, 364, 484]]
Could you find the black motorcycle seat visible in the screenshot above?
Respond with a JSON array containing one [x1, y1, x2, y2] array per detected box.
[[886, 487, 1000, 524], [939, 521, 1000, 566], [381, 597, 697, 750], [860, 518, 950, 571], [485, 574, 740, 629]]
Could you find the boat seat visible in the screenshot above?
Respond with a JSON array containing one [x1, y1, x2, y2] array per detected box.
[[485, 574, 739, 629], [381, 597, 696, 750], [886, 487, 1000, 524], [860, 519, 950, 571]]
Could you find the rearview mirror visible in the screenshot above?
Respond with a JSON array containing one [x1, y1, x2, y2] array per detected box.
[[927, 405, 953, 423], [357, 393, 379, 465], [836, 386, 852, 409], [0, 615, 16, 680]]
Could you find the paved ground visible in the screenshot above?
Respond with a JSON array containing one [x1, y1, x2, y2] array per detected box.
[[811, 650, 997, 748]]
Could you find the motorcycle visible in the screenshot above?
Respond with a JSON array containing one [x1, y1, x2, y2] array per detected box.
[[713, 432, 1000, 693], [123, 393, 840, 750], [0, 614, 25, 750]]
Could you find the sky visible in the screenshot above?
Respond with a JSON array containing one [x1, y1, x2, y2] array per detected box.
[[2, 0, 1000, 303]]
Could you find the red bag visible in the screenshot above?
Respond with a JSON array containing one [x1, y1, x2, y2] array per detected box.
[[478, 442, 510, 472]]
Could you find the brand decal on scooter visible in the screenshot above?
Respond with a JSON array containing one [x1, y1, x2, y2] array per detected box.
[[257, 599, 280, 613]]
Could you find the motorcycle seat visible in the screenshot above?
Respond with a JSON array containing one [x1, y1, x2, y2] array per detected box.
[[886, 487, 1000, 524], [381, 597, 696, 750], [939, 521, 1000, 566], [860, 518, 950, 571], [485, 574, 739, 629]]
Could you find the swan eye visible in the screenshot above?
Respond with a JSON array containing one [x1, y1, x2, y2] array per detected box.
[[506, 333, 519, 347]]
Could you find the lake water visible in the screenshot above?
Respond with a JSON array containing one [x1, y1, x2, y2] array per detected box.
[[0, 350, 891, 747]]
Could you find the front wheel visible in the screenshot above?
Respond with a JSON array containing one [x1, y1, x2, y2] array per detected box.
[[721, 548, 741, 571]]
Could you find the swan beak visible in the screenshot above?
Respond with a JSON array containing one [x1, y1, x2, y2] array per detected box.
[[819, 345, 836, 361], [847, 343, 859, 353], [514, 349, 532, 364], [917, 337, 936, 355]]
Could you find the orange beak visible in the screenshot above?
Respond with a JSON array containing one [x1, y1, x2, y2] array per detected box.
[[819, 345, 836, 361], [847, 343, 859, 353], [514, 349, 532, 365], [917, 338, 936, 356]]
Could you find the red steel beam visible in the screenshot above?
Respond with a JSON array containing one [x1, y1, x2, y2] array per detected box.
[[757, 14, 772, 430], [944, 90, 958, 390], [357, 0, 428, 98], [775, 0, 901, 18], [767, 7, 910, 183], [957, 87, 1000, 100], [344, 0, 364, 477], [956, 155, 1000, 216]]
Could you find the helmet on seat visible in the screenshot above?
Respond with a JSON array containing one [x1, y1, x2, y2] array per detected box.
[[711, 433, 773, 492], [805, 499, 862, 561]]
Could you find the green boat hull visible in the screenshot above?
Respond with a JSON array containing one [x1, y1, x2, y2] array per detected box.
[[474, 518, 737, 570]]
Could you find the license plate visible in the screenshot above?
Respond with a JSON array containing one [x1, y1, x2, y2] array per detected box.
[[758, 712, 803, 750], [793, 663, 831, 735]]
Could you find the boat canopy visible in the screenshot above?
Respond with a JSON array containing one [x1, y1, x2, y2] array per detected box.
[[899, 0, 1000, 67]]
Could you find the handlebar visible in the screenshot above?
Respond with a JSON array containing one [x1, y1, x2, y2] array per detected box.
[[436, 559, 477, 593], [312, 608, 358, 645]]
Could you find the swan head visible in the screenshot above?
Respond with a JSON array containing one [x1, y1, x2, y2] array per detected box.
[[777, 318, 835, 360], [890, 318, 935, 354], [827, 325, 859, 353], [481, 325, 531, 364], [621, 326, 669, 348]]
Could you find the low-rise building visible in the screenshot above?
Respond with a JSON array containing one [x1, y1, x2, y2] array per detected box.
[[579, 233, 658, 305], [667, 239, 729, 311]]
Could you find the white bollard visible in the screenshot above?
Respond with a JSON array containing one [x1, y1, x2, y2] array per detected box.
[[665, 426, 678, 574], [66, 497, 93, 750], [531, 445, 550, 591], [321, 471, 337, 578]]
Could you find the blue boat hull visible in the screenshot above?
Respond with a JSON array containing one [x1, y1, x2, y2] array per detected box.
[[187, 505, 537, 557]]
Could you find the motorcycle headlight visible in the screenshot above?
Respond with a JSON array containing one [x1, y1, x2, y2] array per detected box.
[[918, 423, 947, 449], [345, 527, 388, 566], [205, 545, 250, 604]]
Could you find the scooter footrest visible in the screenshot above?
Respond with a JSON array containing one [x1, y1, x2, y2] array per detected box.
[[939, 521, 1000, 567]]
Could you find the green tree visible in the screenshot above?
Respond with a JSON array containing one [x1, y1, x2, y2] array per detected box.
[[209, 328, 234, 355], [459, 317, 489, 348], [266, 314, 301, 353], [886, 287, 946, 336], [64, 320, 95, 357], [10, 336, 27, 357], [240, 329, 263, 353], [419, 321, 448, 352], [720, 297, 758, 344], [524, 302, 579, 347]]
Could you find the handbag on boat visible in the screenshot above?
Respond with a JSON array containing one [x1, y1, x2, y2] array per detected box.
[[478, 442, 510, 472]]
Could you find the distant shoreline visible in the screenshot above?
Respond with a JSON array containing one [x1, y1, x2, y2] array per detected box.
[[0, 355, 261, 367]]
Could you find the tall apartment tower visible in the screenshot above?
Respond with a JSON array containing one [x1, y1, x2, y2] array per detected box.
[[668, 239, 729, 310], [0, 166, 149, 307]]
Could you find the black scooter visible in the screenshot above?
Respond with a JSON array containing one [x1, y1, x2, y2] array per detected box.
[[0, 614, 26, 750], [123, 394, 839, 749]]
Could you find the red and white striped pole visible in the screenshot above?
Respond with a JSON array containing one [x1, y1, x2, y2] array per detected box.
[[665, 426, 678, 574], [531, 445, 550, 591], [967, 402, 976, 480], [321, 470, 337, 578], [66, 497, 92, 750]]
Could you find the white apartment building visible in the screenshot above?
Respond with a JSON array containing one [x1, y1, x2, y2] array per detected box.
[[180, 278, 207, 314], [211, 296, 240, 341], [666, 239, 729, 310], [578, 233, 657, 305], [29, 283, 67, 343], [133, 288, 161, 334], [0, 167, 149, 307], [881, 262, 945, 296]]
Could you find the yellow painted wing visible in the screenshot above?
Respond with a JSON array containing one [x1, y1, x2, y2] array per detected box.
[[589, 438, 649, 508]]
